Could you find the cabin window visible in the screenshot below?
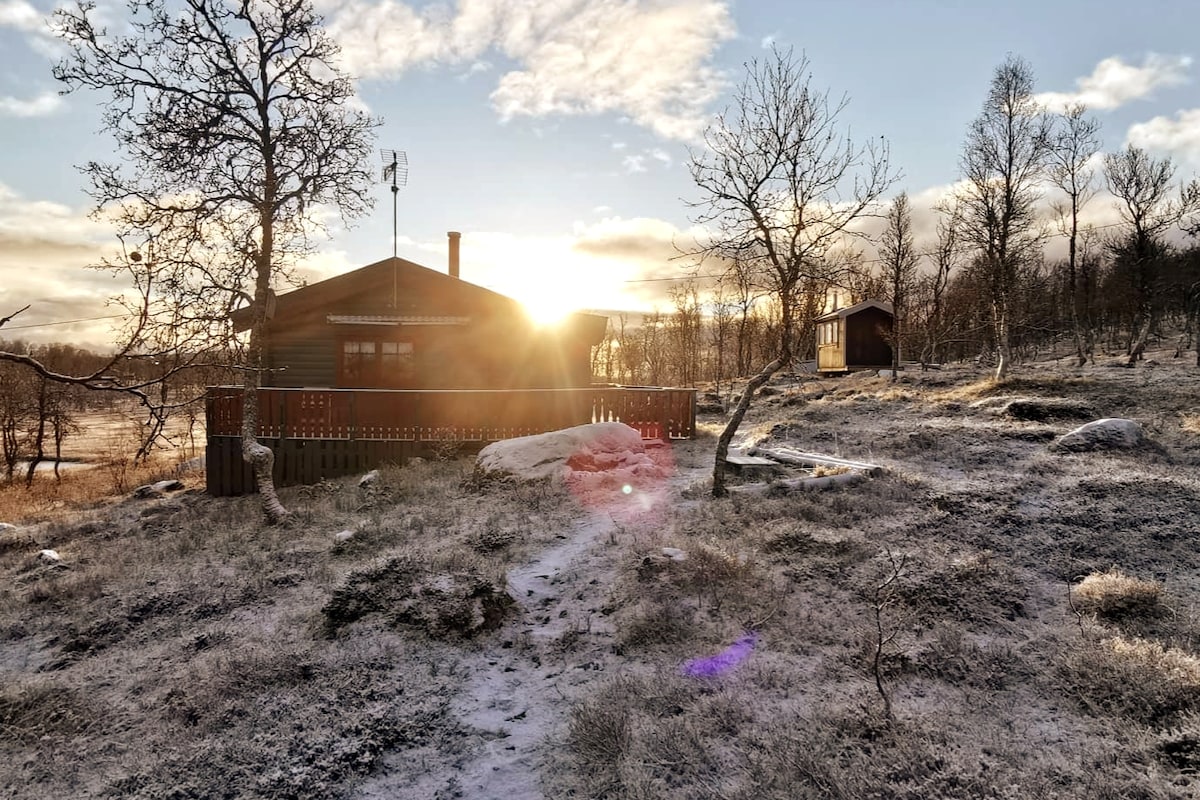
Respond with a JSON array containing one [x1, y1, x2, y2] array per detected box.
[[340, 338, 414, 387], [819, 322, 839, 346], [380, 341, 415, 384]]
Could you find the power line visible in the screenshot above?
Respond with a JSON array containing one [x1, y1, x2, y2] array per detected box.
[[1, 313, 125, 331]]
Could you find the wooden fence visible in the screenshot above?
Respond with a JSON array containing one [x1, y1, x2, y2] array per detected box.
[[205, 385, 696, 496]]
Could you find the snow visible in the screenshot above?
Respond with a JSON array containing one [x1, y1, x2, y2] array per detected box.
[[476, 422, 648, 482]]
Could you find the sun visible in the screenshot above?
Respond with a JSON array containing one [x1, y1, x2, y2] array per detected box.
[[519, 286, 584, 327]]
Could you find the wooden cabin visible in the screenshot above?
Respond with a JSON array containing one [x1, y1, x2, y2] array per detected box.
[[231, 246, 607, 390], [815, 299, 894, 373], [208, 239, 697, 495]]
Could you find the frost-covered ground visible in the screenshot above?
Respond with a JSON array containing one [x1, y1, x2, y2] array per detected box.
[[3, 351, 1200, 799]]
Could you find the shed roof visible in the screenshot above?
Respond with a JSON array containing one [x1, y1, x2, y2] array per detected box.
[[814, 299, 894, 322]]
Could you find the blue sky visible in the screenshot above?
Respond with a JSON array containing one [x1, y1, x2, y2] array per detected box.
[[2, 0, 1199, 341]]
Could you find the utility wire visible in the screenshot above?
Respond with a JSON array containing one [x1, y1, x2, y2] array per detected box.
[[1, 313, 126, 331]]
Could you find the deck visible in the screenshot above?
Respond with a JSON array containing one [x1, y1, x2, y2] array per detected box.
[[205, 385, 697, 496]]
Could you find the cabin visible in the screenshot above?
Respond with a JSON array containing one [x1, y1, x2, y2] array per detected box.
[[207, 235, 696, 496], [815, 299, 894, 373], [230, 235, 606, 390]]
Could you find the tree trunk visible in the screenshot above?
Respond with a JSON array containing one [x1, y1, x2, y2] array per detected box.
[[712, 355, 784, 498], [24, 380, 47, 488], [891, 313, 901, 382], [1127, 314, 1152, 365], [241, 375, 289, 524], [993, 296, 1011, 381]]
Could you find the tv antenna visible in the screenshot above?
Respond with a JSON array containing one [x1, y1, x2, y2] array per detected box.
[[381, 149, 409, 258]]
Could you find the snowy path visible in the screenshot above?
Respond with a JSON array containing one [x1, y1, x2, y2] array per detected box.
[[354, 458, 704, 800]]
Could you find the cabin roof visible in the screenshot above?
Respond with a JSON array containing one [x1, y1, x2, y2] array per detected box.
[[814, 299, 894, 322], [230, 255, 608, 343]]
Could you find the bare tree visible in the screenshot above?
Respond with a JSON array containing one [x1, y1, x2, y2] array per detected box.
[[1048, 104, 1102, 365], [53, 0, 377, 521], [667, 282, 703, 386], [879, 192, 920, 380], [956, 55, 1052, 380], [916, 209, 962, 367], [707, 281, 737, 402], [1103, 145, 1200, 364], [688, 47, 893, 496]]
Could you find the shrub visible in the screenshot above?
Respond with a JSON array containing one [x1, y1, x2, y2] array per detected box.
[[1063, 634, 1200, 725], [1073, 568, 1163, 619]]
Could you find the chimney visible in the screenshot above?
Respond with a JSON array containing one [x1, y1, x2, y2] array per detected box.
[[447, 231, 461, 279]]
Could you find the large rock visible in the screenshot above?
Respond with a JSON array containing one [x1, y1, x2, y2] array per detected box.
[[970, 396, 1094, 421], [474, 422, 650, 482], [1051, 418, 1145, 453], [132, 479, 185, 499]]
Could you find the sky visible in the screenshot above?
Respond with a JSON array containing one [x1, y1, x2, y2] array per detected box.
[[1, 0, 1200, 344]]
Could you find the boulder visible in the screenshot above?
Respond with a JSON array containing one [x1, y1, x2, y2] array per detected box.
[[132, 479, 185, 499], [0, 522, 18, 535], [1051, 418, 1145, 453], [1000, 397, 1095, 421], [358, 469, 380, 488], [661, 547, 688, 562], [475, 422, 648, 482]]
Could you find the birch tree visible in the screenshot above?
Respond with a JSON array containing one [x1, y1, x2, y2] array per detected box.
[[1103, 145, 1200, 364], [879, 192, 920, 380], [956, 55, 1051, 380], [688, 48, 893, 496], [1048, 104, 1102, 365], [53, 0, 377, 521]]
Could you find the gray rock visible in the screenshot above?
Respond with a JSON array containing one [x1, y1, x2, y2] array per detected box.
[[334, 529, 355, 543], [0, 522, 18, 535], [661, 547, 688, 562], [132, 479, 183, 499], [358, 469, 380, 488], [1000, 397, 1095, 421], [1051, 418, 1145, 452]]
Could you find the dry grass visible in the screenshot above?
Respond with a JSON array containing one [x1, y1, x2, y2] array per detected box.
[[0, 454, 189, 526], [1074, 568, 1164, 619]]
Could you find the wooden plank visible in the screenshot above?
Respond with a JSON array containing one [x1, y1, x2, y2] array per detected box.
[[753, 446, 883, 476], [728, 471, 866, 495], [725, 454, 777, 466]]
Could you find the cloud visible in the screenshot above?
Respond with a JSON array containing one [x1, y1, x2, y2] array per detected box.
[[0, 182, 133, 345], [0, 90, 64, 117], [1036, 54, 1191, 112], [1126, 108, 1200, 166], [0, 0, 42, 31], [622, 155, 647, 173], [323, 0, 734, 140]]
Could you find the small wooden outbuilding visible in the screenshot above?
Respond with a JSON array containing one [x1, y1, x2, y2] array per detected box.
[[815, 299, 894, 373]]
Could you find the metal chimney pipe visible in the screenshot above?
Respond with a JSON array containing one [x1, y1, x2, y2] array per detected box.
[[447, 231, 461, 279]]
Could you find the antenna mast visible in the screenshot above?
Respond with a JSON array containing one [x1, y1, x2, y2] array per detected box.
[[380, 148, 409, 307], [381, 149, 409, 257]]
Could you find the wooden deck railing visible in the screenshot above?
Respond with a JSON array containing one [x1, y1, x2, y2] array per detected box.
[[205, 385, 696, 495]]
